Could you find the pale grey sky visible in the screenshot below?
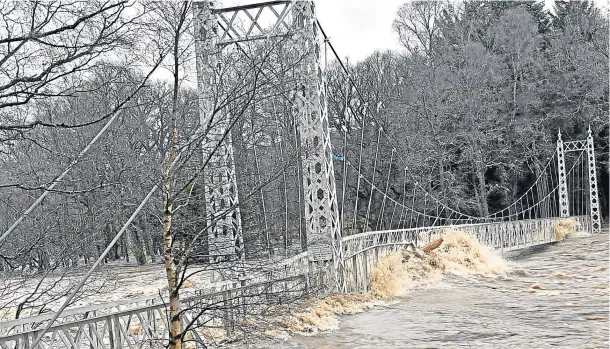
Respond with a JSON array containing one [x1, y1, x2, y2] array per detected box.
[[153, 0, 607, 83], [314, 0, 406, 62], [310, 0, 608, 62]]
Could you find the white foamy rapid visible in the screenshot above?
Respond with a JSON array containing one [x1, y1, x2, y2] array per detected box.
[[370, 229, 511, 299]]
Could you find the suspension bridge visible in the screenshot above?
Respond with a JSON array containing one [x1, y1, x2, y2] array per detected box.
[[0, 0, 603, 348]]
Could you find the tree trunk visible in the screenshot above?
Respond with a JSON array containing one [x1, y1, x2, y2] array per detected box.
[[251, 115, 270, 258], [163, 85, 182, 348], [162, 192, 182, 349], [437, 154, 444, 192], [110, 222, 119, 261], [123, 231, 130, 263], [422, 238, 443, 253], [475, 163, 489, 217], [148, 230, 157, 263]]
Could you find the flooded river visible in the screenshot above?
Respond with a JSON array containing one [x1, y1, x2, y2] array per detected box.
[[283, 231, 609, 349]]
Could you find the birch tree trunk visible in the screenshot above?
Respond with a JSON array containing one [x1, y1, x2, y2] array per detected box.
[[156, 3, 190, 348]]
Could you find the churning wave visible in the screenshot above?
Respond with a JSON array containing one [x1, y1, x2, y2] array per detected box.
[[370, 229, 511, 299]]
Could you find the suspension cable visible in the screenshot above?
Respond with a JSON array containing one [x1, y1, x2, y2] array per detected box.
[[344, 160, 470, 222], [364, 127, 382, 228], [408, 185, 416, 228], [397, 168, 408, 228], [30, 185, 159, 348], [316, 20, 479, 221], [376, 147, 395, 230], [0, 57, 164, 246]]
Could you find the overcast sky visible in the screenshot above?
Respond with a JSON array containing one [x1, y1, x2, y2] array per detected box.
[[149, 0, 608, 84], [314, 0, 406, 62]]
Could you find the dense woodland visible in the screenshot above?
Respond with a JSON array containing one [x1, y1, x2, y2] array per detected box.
[[0, 0, 607, 324]]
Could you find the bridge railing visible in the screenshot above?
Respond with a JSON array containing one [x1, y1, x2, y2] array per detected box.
[[0, 252, 312, 340], [340, 216, 591, 294], [0, 249, 327, 349], [341, 216, 590, 260], [0, 271, 333, 349]]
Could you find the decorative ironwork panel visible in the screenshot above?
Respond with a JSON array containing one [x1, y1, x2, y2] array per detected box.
[[556, 131, 570, 217], [194, 2, 244, 262], [586, 129, 601, 233], [564, 140, 587, 152], [213, 0, 294, 46]]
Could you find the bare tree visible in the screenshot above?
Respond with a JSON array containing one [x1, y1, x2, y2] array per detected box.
[[0, 1, 139, 130], [393, 0, 447, 57]]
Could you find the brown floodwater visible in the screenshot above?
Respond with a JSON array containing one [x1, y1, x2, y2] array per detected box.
[[276, 231, 609, 349]]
